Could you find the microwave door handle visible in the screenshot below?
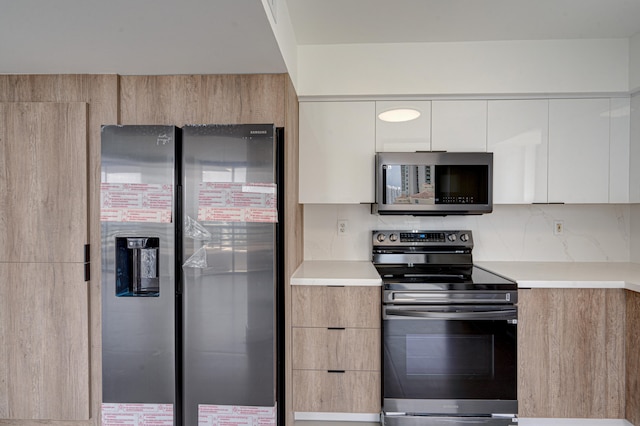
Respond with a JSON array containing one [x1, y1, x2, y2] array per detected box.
[[381, 166, 387, 204], [384, 308, 517, 321]]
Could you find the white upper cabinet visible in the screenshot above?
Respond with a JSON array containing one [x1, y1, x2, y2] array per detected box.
[[432, 100, 487, 152], [299, 101, 376, 204], [298, 97, 632, 205], [375, 101, 431, 152], [548, 98, 611, 204], [630, 94, 640, 203], [488, 100, 549, 204], [609, 97, 631, 203]]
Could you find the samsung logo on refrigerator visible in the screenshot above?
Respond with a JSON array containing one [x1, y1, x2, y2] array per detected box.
[[250, 130, 268, 134]]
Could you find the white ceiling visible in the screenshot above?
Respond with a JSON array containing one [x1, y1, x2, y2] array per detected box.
[[0, 0, 287, 75], [1, 0, 639, 75], [287, 0, 640, 44]]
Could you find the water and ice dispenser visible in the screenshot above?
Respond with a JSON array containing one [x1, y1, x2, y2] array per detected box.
[[115, 237, 160, 296]]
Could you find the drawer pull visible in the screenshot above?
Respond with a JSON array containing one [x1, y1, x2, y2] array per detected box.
[[328, 370, 346, 373], [327, 327, 346, 330]]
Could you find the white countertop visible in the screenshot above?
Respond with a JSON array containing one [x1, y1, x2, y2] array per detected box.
[[291, 260, 382, 286], [477, 261, 640, 293], [292, 260, 640, 293]]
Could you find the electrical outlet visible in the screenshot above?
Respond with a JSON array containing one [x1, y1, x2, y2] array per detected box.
[[554, 220, 564, 235], [337, 220, 348, 236]]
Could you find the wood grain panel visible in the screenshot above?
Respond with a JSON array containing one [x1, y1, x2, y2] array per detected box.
[[0, 102, 87, 262], [0, 74, 119, 275], [283, 75, 301, 426], [518, 288, 625, 418], [119, 74, 286, 126], [0, 262, 89, 420], [0, 75, 119, 425], [292, 286, 381, 328], [626, 290, 640, 425], [292, 370, 380, 413], [292, 327, 380, 371]]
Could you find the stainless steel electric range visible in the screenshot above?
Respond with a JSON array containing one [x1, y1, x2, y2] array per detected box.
[[373, 230, 518, 426]]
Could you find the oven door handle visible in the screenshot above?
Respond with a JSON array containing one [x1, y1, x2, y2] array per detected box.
[[384, 307, 517, 321], [388, 292, 513, 304]]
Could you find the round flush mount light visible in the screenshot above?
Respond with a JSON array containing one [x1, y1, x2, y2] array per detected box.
[[377, 108, 421, 123]]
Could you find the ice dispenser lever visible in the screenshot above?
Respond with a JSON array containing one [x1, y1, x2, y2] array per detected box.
[[115, 237, 160, 297]]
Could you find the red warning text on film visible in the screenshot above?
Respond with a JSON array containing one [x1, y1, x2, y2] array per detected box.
[[197, 182, 277, 223], [100, 183, 173, 223]]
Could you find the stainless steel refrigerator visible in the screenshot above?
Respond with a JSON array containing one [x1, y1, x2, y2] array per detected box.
[[100, 124, 283, 426]]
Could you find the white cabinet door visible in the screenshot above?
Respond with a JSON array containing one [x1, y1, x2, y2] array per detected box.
[[548, 98, 610, 204], [432, 100, 487, 152], [631, 94, 640, 203], [375, 101, 431, 152], [609, 97, 631, 203], [488, 100, 549, 204], [299, 101, 376, 203]]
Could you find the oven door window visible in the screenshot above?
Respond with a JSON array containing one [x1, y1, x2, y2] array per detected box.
[[383, 310, 517, 401]]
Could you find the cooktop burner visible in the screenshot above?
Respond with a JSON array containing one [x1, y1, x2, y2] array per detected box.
[[372, 230, 517, 294], [380, 265, 517, 291]]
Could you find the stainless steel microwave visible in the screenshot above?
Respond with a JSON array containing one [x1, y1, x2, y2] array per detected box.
[[373, 152, 493, 216]]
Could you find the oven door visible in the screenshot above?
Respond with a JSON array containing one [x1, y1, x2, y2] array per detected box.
[[382, 304, 517, 416]]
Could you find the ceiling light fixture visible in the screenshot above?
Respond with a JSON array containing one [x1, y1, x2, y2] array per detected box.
[[377, 108, 421, 123]]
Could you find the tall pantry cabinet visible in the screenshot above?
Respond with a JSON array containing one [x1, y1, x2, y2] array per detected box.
[[0, 102, 91, 420], [0, 75, 118, 422]]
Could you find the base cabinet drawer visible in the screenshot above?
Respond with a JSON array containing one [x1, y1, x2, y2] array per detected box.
[[292, 327, 380, 371], [292, 286, 380, 328], [292, 370, 381, 413]]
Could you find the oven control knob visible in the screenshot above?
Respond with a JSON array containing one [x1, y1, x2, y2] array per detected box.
[[376, 233, 386, 242], [447, 233, 457, 242], [389, 233, 398, 242], [460, 233, 469, 242]]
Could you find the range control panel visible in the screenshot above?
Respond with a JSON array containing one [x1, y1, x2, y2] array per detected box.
[[372, 230, 473, 247]]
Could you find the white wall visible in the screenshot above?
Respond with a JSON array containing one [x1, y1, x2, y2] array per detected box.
[[297, 39, 629, 97], [631, 32, 640, 92], [261, 0, 299, 89], [304, 204, 631, 262]]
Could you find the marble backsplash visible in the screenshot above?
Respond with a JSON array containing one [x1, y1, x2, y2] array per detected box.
[[303, 204, 632, 262]]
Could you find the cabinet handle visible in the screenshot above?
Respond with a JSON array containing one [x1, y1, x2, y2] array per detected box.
[[328, 370, 346, 373], [327, 327, 345, 330], [84, 244, 91, 282]]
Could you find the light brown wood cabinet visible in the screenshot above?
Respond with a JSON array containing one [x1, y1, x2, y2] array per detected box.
[[518, 288, 625, 418], [291, 285, 381, 413], [0, 102, 90, 420], [626, 290, 640, 425]]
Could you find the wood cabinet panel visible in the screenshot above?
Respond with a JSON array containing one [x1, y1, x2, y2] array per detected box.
[[292, 327, 380, 371], [119, 74, 286, 127], [626, 290, 640, 425], [0, 102, 88, 263], [0, 75, 118, 425], [518, 288, 625, 418], [292, 286, 380, 328], [0, 263, 89, 420], [283, 75, 302, 426], [292, 370, 380, 413]]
